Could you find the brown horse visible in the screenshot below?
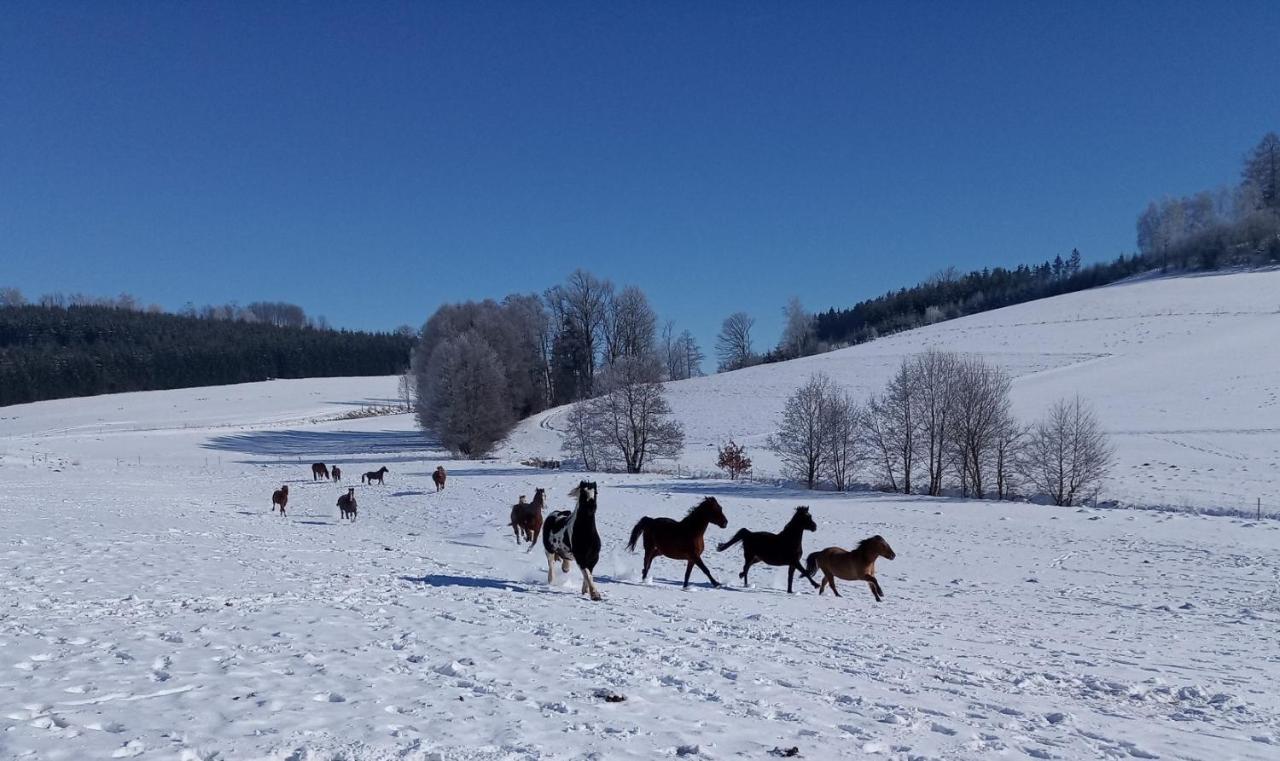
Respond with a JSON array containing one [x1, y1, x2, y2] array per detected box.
[[805, 535, 896, 601], [627, 497, 729, 588], [337, 488, 357, 521], [510, 488, 545, 549], [362, 466, 389, 485], [271, 485, 289, 516], [432, 466, 447, 492], [331, 466, 342, 482], [311, 463, 330, 481]]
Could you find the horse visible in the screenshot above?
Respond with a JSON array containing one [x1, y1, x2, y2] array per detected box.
[[626, 497, 728, 588], [337, 488, 357, 521], [271, 485, 289, 516], [362, 466, 389, 485], [311, 463, 330, 481], [510, 488, 546, 548], [717, 506, 820, 593], [432, 466, 447, 492], [541, 481, 603, 600], [805, 535, 897, 601], [331, 466, 342, 482]]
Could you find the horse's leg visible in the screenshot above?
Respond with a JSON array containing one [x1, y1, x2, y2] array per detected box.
[[794, 561, 820, 588], [829, 576, 842, 597], [740, 558, 753, 587], [561, 558, 571, 573], [683, 559, 695, 588], [787, 564, 797, 594], [582, 567, 602, 601], [818, 574, 827, 595], [694, 557, 719, 587], [868, 575, 884, 601], [545, 552, 556, 585], [641, 550, 655, 582]]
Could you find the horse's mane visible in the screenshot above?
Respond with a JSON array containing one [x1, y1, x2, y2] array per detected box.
[[686, 497, 715, 517], [853, 535, 881, 553]]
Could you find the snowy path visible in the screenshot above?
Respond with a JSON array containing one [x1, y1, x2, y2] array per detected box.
[[3, 382, 1279, 759]]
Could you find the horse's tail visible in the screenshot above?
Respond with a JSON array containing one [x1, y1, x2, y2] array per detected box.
[[717, 528, 748, 553], [361, 473, 368, 483], [626, 518, 650, 552], [805, 551, 820, 579]]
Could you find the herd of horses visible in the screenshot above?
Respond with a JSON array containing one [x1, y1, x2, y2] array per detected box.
[[514, 481, 896, 602], [272, 467, 894, 603], [270, 463, 448, 520]]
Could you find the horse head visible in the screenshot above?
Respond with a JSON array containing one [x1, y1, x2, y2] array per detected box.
[[792, 506, 817, 533], [569, 481, 598, 513], [700, 497, 728, 528], [872, 534, 896, 560]]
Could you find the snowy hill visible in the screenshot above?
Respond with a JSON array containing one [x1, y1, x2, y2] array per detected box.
[[505, 269, 1280, 515], [2, 275, 1280, 759]]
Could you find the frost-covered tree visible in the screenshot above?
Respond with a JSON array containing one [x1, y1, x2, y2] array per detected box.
[[910, 348, 959, 496], [0, 287, 26, 307], [946, 357, 1012, 499], [778, 297, 815, 360], [716, 311, 757, 372], [823, 388, 865, 492], [864, 360, 919, 493], [1242, 132, 1280, 210], [1019, 396, 1113, 506], [416, 331, 513, 457], [770, 373, 835, 489]]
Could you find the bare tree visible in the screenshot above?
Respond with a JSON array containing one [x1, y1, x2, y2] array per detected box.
[[0, 287, 26, 307], [398, 369, 416, 412], [770, 373, 835, 489], [1242, 131, 1280, 210], [544, 269, 613, 396], [778, 296, 815, 359], [561, 400, 609, 471], [946, 356, 1012, 499], [1019, 396, 1113, 506], [864, 360, 919, 493], [680, 330, 704, 378], [911, 348, 959, 496], [993, 409, 1026, 500], [823, 388, 865, 491], [38, 292, 67, 308], [568, 354, 684, 473], [716, 311, 757, 372], [604, 285, 657, 365]]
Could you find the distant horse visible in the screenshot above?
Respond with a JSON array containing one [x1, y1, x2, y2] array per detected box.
[[806, 535, 897, 601], [331, 466, 342, 482], [271, 485, 289, 516], [717, 506, 819, 593], [362, 466, 389, 485], [510, 488, 546, 549], [541, 481, 603, 600], [311, 463, 330, 481], [432, 466, 447, 492], [627, 497, 728, 588], [337, 488, 357, 521]]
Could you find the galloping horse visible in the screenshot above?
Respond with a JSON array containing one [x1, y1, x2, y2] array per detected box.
[[541, 481, 603, 600], [626, 497, 728, 588], [432, 466, 447, 492], [806, 535, 896, 601], [362, 466, 389, 485], [337, 488, 357, 521], [271, 485, 289, 516], [510, 488, 546, 548], [311, 463, 330, 481], [717, 506, 819, 593]]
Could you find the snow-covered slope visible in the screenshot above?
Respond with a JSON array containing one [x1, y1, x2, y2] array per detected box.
[[505, 270, 1280, 515]]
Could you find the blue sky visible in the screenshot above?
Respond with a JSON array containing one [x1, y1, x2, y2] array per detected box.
[[2, 2, 1278, 351]]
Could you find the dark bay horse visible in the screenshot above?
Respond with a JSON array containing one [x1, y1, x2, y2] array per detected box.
[[510, 488, 546, 549], [433, 466, 447, 492], [627, 497, 728, 588], [362, 466, 389, 485], [331, 466, 342, 482], [337, 488, 357, 521], [806, 535, 896, 601], [271, 485, 289, 516], [717, 506, 819, 593], [311, 463, 330, 481]]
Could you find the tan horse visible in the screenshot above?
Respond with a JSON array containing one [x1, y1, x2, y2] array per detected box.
[[805, 535, 896, 601]]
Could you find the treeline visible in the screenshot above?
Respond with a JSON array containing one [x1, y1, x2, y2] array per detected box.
[[792, 131, 1280, 353], [765, 350, 1113, 506], [411, 269, 701, 457], [0, 301, 413, 406]]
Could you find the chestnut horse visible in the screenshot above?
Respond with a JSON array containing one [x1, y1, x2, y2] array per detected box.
[[627, 497, 729, 588], [717, 506, 819, 593], [271, 485, 289, 516], [311, 463, 330, 481], [805, 535, 896, 601], [432, 466, 447, 492], [510, 488, 545, 549]]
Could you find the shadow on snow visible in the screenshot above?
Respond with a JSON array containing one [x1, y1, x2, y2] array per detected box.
[[202, 428, 441, 461]]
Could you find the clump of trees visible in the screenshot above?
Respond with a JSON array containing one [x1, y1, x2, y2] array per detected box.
[[771, 351, 1113, 506], [413, 269, 701, 459]]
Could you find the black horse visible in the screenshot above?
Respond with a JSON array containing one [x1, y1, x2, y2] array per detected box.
[[541, 481, 603, 600], [717, 506, 819, 593], [361, 466, 389, 485]]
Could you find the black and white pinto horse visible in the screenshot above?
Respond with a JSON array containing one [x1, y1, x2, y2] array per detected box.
[[541, 481, 603, 601]]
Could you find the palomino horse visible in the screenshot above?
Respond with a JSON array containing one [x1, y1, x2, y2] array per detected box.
[[510, 488, 546, 549], [337, 488, 357, 521], [271, 485, 289, 516], [311, 463, 330, 481], [806, 535, 896, 601], [626, 497, 728, 588], [717, 506, 819, 593], [331, 466, 342, 482], [362, 466, 389, 485], [432, 466, 447, 492]]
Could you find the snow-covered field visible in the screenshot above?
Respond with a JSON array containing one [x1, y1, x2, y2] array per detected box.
[[2, 365, 1279, 759], [506, 269, 1280, 516]]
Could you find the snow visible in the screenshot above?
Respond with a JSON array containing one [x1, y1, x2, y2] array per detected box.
[[2, 271, 1280, 759], [505, 269, 1280, 516]]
